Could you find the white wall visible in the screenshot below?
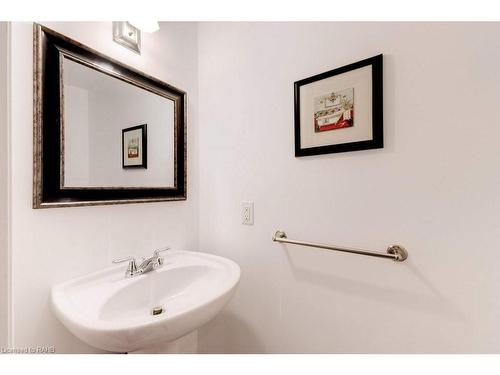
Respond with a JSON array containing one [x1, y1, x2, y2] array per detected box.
[[64, 85, 90, 186], [197, 22, 500, 353], [9, 22, 198, 353], [0, 21, 9, 348]]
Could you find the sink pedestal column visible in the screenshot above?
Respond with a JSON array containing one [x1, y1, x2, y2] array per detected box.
[[130, 330, 198, 354]]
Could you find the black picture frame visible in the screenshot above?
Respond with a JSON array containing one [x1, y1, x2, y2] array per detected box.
[[122, 124, 148, 169], [294, 54, 383, 157], [33, 24, 187, 208]]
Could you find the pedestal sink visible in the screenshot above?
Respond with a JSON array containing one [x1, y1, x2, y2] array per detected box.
[[51, 250, 240, 353]]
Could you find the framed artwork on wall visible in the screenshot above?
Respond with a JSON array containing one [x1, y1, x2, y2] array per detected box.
[[122, 124, 148, 169], [294, 54, 383, 157]]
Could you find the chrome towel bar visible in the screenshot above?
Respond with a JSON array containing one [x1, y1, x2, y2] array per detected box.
[[272, 230, 408, 262]]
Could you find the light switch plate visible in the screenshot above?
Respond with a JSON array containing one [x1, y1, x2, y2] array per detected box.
[[241, 201, 254, 225]]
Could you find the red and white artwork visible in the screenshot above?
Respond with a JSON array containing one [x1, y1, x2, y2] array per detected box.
[[127, 137, 139, 158], [314, 88, 354, 132]]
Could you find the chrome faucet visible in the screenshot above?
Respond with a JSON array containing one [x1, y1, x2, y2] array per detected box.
[[112, 247, 170, 278]]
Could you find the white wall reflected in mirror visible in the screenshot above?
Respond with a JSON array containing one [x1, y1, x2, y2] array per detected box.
[[62, 57, 175, 188]]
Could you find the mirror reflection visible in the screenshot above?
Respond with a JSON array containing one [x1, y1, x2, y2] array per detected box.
[[62, 57, 175, 188]]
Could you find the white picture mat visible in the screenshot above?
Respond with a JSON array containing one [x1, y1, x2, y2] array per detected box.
[[299, 65, 373, 149], [123, 128, 144, 166]]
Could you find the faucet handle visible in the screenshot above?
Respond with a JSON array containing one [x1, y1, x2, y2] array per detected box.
[[153, 247, 170, 256], [113, 256, 136, 264], [112, 256, 138, 276], [152, 247, 170, 267]]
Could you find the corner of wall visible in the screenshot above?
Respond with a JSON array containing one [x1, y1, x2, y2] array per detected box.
[[0, 21, 13, 348], [6, 21, 13, 349]]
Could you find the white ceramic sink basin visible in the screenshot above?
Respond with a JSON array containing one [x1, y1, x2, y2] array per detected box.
[[51, 250, 240, 352]]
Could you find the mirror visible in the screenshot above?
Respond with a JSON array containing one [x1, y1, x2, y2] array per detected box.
[[62, 57, 175, 188], [33, 24, 186, 208]]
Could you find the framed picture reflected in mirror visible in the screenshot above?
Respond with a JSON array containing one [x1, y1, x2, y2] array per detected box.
[[122, 124, 147, 169]]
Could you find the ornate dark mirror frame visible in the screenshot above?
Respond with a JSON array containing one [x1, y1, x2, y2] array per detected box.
[[33, 24, 187, 208]]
